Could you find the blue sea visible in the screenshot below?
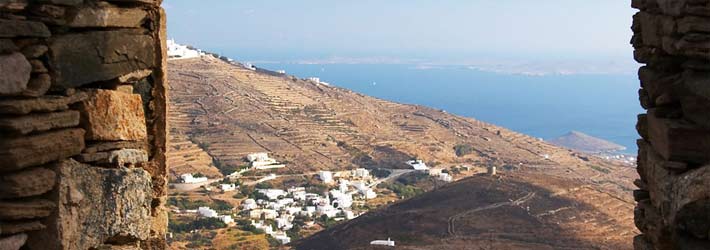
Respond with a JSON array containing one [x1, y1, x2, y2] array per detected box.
[[257, 63, 643, 154]]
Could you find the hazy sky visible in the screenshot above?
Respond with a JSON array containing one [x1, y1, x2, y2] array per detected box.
[[165, 1, 636, 63]]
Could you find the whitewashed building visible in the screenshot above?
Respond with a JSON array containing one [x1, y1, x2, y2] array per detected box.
[[353, 168, 370, 178], [219, 215, 234, 224], [167, 39, 201, 59], [180, 173, 208, 184], [220, 183, 237, 192], [330, 190, 353, 208], [258, 189, 287, 200], [407, 160, 429, 171], [439, 173, 453, 182], [371, 238, 395, 247], [319, 171, 334, 184], [242, 199, 258, 210], [197, 207, 218, 218]]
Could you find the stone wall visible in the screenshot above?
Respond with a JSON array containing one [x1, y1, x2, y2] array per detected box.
[[631, 0, 710, 249], [0, 0, 167, 249]]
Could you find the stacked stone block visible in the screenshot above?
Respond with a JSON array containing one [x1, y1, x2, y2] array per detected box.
[[631, 0, 710, 249], [0, 0, 167, 249]]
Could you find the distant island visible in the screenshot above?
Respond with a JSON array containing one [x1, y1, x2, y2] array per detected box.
[[548, 131, 626, 153]]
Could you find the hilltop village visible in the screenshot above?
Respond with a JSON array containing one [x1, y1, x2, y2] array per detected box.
[[169, 150, 462, 247]]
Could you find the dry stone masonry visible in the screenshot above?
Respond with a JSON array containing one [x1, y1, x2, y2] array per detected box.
[[0, 0, 167, 249], [632, 0, 710, 249]]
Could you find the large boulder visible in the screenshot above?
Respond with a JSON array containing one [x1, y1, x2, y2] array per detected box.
[[0, 52, 31, 96], [27, 159, 153, 250], [77, 89, 147, 141], [49, 30, 155, 88]]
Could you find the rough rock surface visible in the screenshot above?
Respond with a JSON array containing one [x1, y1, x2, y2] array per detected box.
[[0, 19, 50, 38], [0, 52, 31, 96], [27, 159, 153, 250], [20, 45, 47, 58], [0, 92, 87, 115], [0, 128, 84, 172], [49, 30, 155, 88], [77, 89, 147, 141], [84, 141, 147, 154], [0, 221, 44, 235], [68, 6, 148, 28], [0, 167, 56, 198], [0, 39, 17, 53], [632, 1, 710, 249], [21, 73, 51, 97], [0, 199, 55, 220], [0, 234, 27, 250], [77, 149, 149, 167], [0, 110, 79, 134]]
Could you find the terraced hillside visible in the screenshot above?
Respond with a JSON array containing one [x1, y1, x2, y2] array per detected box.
[[295, 172, 637, 250], [167, 57, 639, 249]]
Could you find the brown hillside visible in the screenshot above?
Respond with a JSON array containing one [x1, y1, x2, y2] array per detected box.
[[167, 57, 639, 249], [294, 172, 637, 250]]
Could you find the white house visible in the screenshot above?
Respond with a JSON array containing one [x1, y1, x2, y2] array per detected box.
[[276, 216, 293, 230], [276, 198, 295, 207], [276, 70, 286, 74], [251, 220, 274, 234], [406, 160, 429, 171], [180, 173, 208, 184], [330, 190, 353, 208], [344, 210, 356, 220], [219, 215, 234, 224], [439, 173, 453, 182], [338, 180, 349, 193], [272, 232, 291, 245], [220, 183, 237, 192], [262, 209, 278, 220], [289, 188, 307, 201], [428, 168, 443, 176], [241, 199, 258, 210], [247, 152, 270, 162], [319, 171, 334, 184], [250, 209, 278, 220], [317, 204, 338, 218], [197, 207, 218, 218], [167, 39, 200, 59], [353, 168, 370, 178], [258, 189, 287, 200], [371, 238, 396, 247], [352, 181, 368, 192], [247, 152, 284, 169], [251, 158, 278, 167], [249, 209, 263, 219], [363, 189, 377, 199], [243, 62, 256, 70]]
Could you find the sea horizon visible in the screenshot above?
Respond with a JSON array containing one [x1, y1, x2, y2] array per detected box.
[[253, 62, 643, 155]]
